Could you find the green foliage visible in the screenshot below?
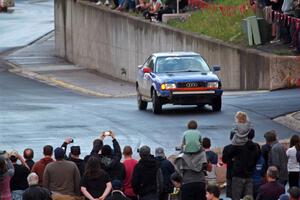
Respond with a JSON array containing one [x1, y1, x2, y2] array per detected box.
[[168, 1, 254, 43]]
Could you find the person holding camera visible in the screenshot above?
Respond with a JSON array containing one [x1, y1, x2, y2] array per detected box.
[[85, 131, 125, 182], [9, 150, 31, 200], [61, 138, 85, 176]]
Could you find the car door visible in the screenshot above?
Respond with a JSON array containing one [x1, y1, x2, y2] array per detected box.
[[144, 57, 156, 98], [139, 56, 152, 96]]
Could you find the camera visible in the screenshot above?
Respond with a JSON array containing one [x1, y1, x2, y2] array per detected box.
[[175, 146, 182, 151], [104, 131, 111, 136]]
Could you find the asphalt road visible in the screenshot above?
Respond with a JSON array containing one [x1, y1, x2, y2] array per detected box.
[[1, 67, 300, 159], [0, 0, 53, 53]]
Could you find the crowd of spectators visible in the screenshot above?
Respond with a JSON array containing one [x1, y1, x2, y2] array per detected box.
[[89, 0, 188, 22], [255, 0, 300, 53], [0, 111, 300, 200]]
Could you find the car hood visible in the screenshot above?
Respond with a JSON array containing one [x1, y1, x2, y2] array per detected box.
[[157, 72, 220, 83]]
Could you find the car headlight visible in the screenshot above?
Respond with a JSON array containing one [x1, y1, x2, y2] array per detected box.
[[161, 83, 176, 90], [207, 82, 219, 88]]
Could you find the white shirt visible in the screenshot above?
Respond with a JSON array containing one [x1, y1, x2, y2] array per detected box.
[[149, 0, 162, 10], [286, 146, 300, 172]]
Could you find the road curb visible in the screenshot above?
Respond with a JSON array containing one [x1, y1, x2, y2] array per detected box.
[[6, 61, 118, 98]]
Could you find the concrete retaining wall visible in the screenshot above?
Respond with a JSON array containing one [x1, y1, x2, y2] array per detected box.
[[55, 0, 300, 90]]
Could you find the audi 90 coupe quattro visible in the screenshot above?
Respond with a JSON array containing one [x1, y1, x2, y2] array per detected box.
[[136, 52, 223, 114]]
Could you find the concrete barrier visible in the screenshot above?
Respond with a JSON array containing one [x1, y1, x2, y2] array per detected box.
[[55, 0, 300, 90]]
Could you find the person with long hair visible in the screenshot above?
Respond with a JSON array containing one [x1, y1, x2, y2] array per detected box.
[[0, 154, 15, 200], [286, 135, 300, 187], [81, 156, 112, 200]]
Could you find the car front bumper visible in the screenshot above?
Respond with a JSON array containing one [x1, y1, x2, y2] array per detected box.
[[158, 89, 223, 105]]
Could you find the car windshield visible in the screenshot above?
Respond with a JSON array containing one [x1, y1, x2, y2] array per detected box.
[[155, 56, 210, 73]]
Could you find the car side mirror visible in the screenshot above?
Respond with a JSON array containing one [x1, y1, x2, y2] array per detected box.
[[212, 65, 221, 72], [143, 67, 152, 73]]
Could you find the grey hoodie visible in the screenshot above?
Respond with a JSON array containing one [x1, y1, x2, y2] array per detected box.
[[231, 122, 252, 146]]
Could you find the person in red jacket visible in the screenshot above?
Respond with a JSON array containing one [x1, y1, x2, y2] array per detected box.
[[122, 146, 137, 200], [31, 145, 54, 186]]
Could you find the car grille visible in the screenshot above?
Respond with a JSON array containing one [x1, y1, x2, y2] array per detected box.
[[176, 81, 207, 88]]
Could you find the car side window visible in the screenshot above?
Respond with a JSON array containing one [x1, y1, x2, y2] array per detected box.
[[143, 56, 152, 68], [148, 58, 154, 71]]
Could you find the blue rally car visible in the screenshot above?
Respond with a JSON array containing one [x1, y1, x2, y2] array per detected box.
[[136, 52, 223, 114]]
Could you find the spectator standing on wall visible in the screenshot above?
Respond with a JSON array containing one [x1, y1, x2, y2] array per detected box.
[[81, 156, 112, 200], [0, 154, 15, 200], [22, 173, 52, 200], [122, 146, 138, 200], [9, 151, 30, 200], [142, 0, 162, 20], [264, 130, 288, 186], [43, 147, 81, 200], [286, 135, 300, 187], [31, 145, 54, 186], [23, 149, 34, 171], [281, 0, 295, 44], [256, 166, 285, 200], [154, 147, 175, 200], [270, 0, 283, 43], [132, 145, 164, 200]]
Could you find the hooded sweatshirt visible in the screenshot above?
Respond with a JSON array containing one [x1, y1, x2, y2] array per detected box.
[[174, 150, 207, 184], [31, 157, 54, 186], [131, 156, 163, 197], [231, 122, 252, 146]]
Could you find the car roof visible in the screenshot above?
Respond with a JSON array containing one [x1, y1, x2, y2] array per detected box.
[[152, 52, 200, 57]]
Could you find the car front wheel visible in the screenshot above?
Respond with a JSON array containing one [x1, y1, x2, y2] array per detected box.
[[137, 88, 147, 110], [212, 96, 222, 112], [152, 90, 162, 114]]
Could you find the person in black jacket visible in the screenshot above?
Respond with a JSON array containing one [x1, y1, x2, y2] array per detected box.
[[132, 145, 164, 200], [23, 148, 35, 170], [221, 132, 235, 198], [9, 151, 30, 199], [84, 131, 125, 181], [61, 138, 85, 176], [154, 147, 175, 200], [227, 134, 261, 200], [22, 172, 52, 200]]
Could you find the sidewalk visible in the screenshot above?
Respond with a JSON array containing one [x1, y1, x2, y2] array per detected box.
[[5, 32, 136, 98]]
